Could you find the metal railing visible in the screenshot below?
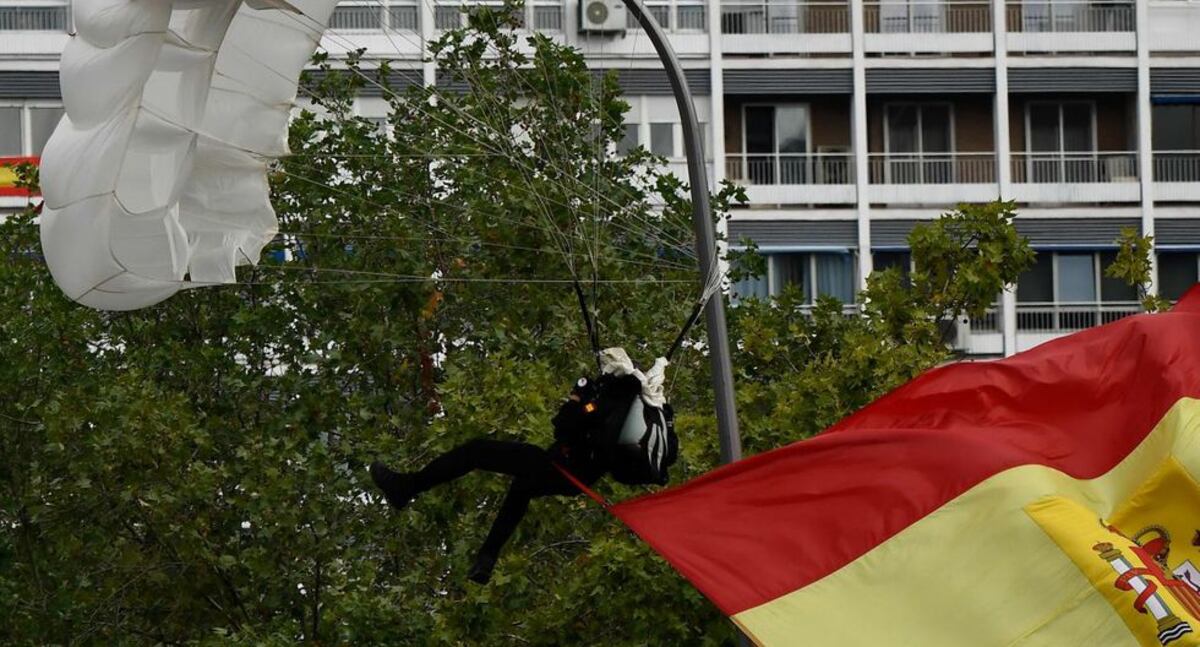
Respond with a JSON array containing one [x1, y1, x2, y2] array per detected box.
[[390, 5, 420, 30], [968, 308, 1001, 332], [534, 4, 564, 30], [1010, 151, 1138, 183], [626, 3, 707, 31], [1006, 0, 1135, 33], [1154, 151, 1200, 183], [1016, 301, 1140, 332], [677, 4, 709, 29], [330, 3, 420, 30], [720, 0, 850, 34], [725, 153, 855, 185], [864, 1, 991, 33], [0, 5, 69, 31], [868, 152, 996, 184]]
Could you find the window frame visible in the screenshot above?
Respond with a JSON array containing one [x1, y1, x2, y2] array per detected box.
[[0, 100, 65, 158]]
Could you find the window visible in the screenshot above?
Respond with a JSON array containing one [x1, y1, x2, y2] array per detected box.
[[884, 103, 952, 183], [0, 104, 64, 157], [743, 104, 810, 184], [650, 122, 674, 157], [28, 107, 63, 155], [1153, 105, 1200, 151], [1017, 253, 1054, 303], [617, 124, 639, 155], [1026, 101, 1096, 183], [1017, 251, 1139, 331], [0, 108, 21, 156], [873, 251, 912, 283], [1158, 252, 1199, 301], [766, 252, 856, 303], [1056, 253, 1096, 302]]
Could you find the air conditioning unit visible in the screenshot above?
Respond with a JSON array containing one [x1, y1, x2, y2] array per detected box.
[[579, 0, 626, 34]]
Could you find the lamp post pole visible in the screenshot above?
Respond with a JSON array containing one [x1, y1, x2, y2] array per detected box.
[[620, 0, 742, 466]]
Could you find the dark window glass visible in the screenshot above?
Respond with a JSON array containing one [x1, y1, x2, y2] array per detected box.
[[873, 251, 912, 279], [616, 124, 639, 155], [0, 108, 20, 156], [650, 122, 674, 157], [1017, 252, 1053, 302], [1158, 252, 1199, 301], [1099, 251, 1138, 302], [1057, 253, 1096, 302], [1152, 105, 1200, 151], [771, 253, 808, 300]]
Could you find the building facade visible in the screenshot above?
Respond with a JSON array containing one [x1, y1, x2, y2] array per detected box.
[[2, 0, 1199, 355]]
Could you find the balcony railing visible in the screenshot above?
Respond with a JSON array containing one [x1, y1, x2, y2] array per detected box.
[[534, 4, 564, 30], [720, 0, 850, 34], [0, 5, 68, 31], [1010, 152, 1138, 184], [1006, 1, 1135, 33], [864, 1, 991, 34], [628, 3, 707, 31], [329, 3, 420, 31], [968, 308, 1001, 333], [1016, 301, 1140, 332], [1154, 151, 1200, 183], [725, 153, 855, 185], [868, 152, 996, 184]]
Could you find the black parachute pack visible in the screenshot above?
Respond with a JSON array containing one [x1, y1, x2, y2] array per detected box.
[[586, 373, 678, 486]]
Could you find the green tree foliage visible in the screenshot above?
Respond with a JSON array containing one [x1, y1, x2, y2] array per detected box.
[[729, 201, 1033, 453], [3, 9, 1034, 644], [1105, 227, 1173, 313]]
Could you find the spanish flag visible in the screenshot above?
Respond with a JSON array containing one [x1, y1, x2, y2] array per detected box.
[[0, 156, 37, 197], [613, 288, 1200, 646]]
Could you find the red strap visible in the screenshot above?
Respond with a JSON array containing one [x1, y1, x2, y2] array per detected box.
[[553, 463, 611, 509]]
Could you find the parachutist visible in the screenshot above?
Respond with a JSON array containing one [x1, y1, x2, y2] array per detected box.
[[369, 348, 677, 585], [369, 380, 609, 585]]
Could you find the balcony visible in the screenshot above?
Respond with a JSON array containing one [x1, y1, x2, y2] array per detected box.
[[0, 3, 70, 56], [1154, 152, 1200, 202], [720, 1, 851, 54], [1010, 151, 1140, 202], [864, 1, 992, 53], [1005, 0, 1136, 52], [330, 3, 420, 31], [962, 301, 1141, 354], [725, 152, 856, 204], [868, 152, 998, 204], [629, 3, 709, 31]]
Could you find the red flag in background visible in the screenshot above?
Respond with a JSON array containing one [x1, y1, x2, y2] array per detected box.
[[613, 287, 1200, 647]]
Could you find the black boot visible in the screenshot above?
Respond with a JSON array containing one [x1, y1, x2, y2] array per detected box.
[[467, 552, 497, 585], [369, 462, 416, 511]]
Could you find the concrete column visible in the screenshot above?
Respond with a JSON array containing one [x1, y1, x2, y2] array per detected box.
[[708, 0, 729, 278], [993, 0, 1018, 357], [850, 0, 871, 291], [421, 0, 436, 87], [1135, 0, 1156, 293]]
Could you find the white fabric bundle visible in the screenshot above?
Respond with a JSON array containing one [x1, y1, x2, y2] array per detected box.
[[39, 0, 339, 310], [599, 347, 670, 408]]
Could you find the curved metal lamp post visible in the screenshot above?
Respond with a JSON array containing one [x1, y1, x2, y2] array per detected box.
[[619, 0, 742, 465]]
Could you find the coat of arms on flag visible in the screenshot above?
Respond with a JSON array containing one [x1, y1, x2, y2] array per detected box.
[[611, 287, 1200, 645], [1029, 458, 1200, 647]]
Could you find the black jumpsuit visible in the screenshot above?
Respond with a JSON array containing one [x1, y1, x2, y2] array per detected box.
[[406, 395, 607, 563]]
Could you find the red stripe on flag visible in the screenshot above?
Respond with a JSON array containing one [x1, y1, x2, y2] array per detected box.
[[612, 286, 1200, 616]]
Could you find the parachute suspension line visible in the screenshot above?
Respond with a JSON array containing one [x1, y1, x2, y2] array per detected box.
[[573, 281, 602, 371]]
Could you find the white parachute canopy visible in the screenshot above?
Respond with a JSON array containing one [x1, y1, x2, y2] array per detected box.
[[39, 0, 339, 311]]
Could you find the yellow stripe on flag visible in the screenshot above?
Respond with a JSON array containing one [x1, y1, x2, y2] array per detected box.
[[732, 398, 1200, 646], [0, 164, 18, 188]]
